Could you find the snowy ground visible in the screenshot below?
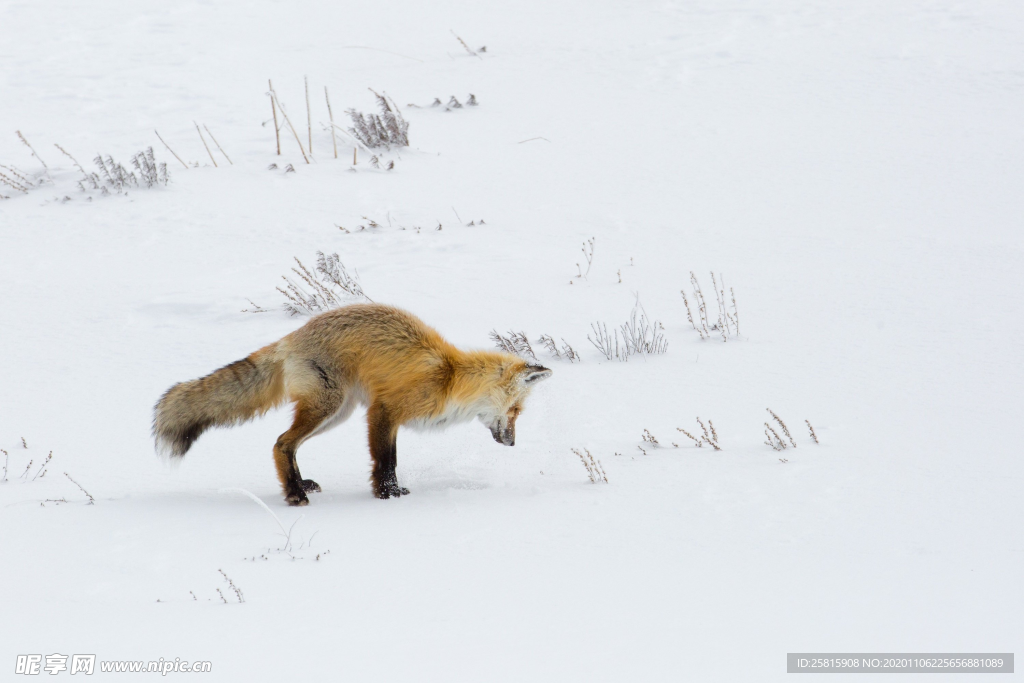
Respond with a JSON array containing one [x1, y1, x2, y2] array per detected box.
[[2, 0, 1022, 679]]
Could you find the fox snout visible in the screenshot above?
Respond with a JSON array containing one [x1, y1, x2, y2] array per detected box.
[[491, 423, 515, 446]]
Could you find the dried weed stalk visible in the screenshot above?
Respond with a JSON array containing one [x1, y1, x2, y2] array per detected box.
[[64, 472, 95, 504], [588, 298, 667, 362], [32, 451, 52, 480], [489, 330, 537, 361], [277, 252, 370, 315], [764, 423, 786, 451], [806, 420, 819, 444], [537, 334, 580, 363], [572, 448, 608, 483], [575, 238, 595, 280], [767, 408, 797, 448], [218, 569, 245, 603], [16, 130, 52, 183], [682, 272, 739, 341], [451, 30, 482, 58], [676, 417, 721, 450], [268, 85, 310, 163]]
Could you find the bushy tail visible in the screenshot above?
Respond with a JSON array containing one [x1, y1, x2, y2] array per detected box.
[[153, 345, 286, 457]]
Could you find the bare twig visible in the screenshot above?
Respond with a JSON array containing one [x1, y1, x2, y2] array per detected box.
[[64, 472, 95, 504], [269, 88, 310, 164], [155, 130, 189, 169], [32, 451, 52, 480], [54, 144, 89, 181], [325, 87, 337, 159], [305, 76, 312, 156], [195, 121, 218, 167], [451, 30, 481, 58], [269, 79, 281, 155], [16, 131, 52, 182], [203, 125, 232, 165], [676, 427, 701, 447]]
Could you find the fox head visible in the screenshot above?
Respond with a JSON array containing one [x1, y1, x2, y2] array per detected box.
[[478, 361, 552, 446]]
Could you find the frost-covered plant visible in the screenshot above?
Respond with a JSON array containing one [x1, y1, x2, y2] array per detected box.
[[79, 148, 169, 194], [489, 330, 537, 361], [277, 251, 371, 316], [588, 298, 667, 361], [537, 334, 580, 362], [131, 147, 169, 188], [682, 271, 739, 341], [347, 90, 409, 149]]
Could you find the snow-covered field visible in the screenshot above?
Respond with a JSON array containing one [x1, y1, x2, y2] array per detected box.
[[2, 0, 1022, 679]]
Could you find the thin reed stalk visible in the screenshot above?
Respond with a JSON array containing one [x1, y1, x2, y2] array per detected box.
[[195, 121, 218, 167]]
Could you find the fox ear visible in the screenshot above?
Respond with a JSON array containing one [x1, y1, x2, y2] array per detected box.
[[521, 365, 552, 384]]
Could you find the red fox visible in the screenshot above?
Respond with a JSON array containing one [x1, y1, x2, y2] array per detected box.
[[153, 304, 552, 505]]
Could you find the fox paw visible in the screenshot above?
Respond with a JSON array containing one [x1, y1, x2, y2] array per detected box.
[[375, 483, 410, 499], [300, 479, 321, 493], [285, 491, 309, 506]]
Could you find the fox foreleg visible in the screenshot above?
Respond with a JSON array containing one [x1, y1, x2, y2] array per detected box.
[[368, 403, 409, 499]]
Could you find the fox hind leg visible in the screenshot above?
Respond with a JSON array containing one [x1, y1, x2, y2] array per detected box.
[[274, 392, 343, 506], [367, 402, 409, 499]]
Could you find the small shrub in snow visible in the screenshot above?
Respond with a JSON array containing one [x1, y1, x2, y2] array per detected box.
[[681, 271, 739, 341], [588, 299, 667, 361], [276, 252, 371, 316], [77, 148, 169, 194], [572, 448, 607, 483], [347, 90, 409, 149]]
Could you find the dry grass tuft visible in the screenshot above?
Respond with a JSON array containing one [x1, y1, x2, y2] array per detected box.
[[589, 298, 667, 361], [676, 417, 721, 450], [682, 272, 739, 341], [347, 90, 409, 149], [764, 423, 786, 451], [275, 252, 371, 316], [767, 408, 797, 448], [537, 334, 580, 363], [806, 419, 819, 444], [572, 448, 608, 483]]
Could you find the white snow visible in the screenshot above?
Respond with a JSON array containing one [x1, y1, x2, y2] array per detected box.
[[1, 0, 1022, 679]]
